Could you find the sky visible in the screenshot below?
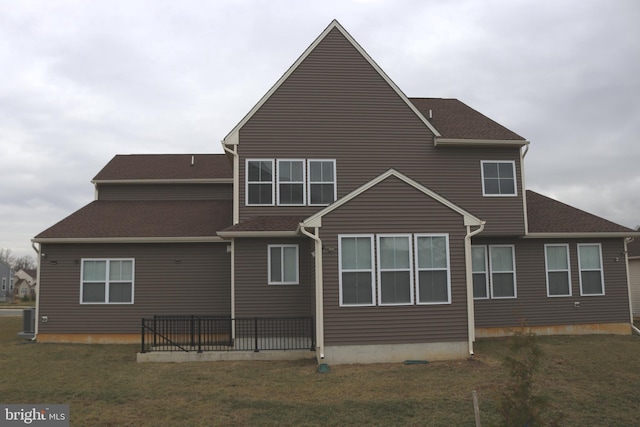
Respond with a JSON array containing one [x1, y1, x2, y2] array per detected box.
[[1, 0, 639, 259]]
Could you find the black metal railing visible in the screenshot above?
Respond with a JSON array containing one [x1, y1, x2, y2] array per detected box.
[[141, 315, 314, 353]]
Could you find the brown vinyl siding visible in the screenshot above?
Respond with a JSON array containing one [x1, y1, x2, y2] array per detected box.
[[234, 237, 314, 318], [38, 243, 231, 334], [318, 176, 469, 346], [97, 183, 232, 201], [474, 238, 631, 328], [237, 27, 524, 235]]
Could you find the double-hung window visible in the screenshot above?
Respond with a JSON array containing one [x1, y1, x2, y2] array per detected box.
[[81, 259, 134, 304], [268, 245, 299, 285], [308, 160, 336, 205], [339, 235, 375, 306], [472, 246, 489, 299], [1, 278, 5, 291], [246, 159, 274, 205], [377, 235, 413, 305], [545, 244, 571, 297], [578, 244, 604, 295], [277, 160, 305, 205], [489, 245, 517, 298], [415, 234, 451, 304], [481, 161, 517, 196]]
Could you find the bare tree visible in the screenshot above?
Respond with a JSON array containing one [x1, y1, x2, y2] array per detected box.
[[13, 255, 36, 271], [0, 248, 15, 266]]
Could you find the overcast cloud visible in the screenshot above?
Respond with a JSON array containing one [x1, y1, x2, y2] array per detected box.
[[1, 0, 639, 258]]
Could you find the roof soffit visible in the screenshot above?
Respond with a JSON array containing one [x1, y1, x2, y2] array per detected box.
[[223, 20, 440, 145]]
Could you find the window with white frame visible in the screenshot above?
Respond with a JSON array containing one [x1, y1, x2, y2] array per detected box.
[[578, 243, 604, 295], [246, 159, 274, 205], [81, 259, 134, 304], [481, 161, 517, 196], [472, 246, 489, 299], [268, 245, 299, 285], [339, 235, 375, 306], [1, 278, 5, 291], [489, 245, 517, 298], [308, 160, 336, 205], [277, 160, 305, 205], [377, 235, 413, 305], [545, 244, 571, 297], [415, 234, 451, 304]]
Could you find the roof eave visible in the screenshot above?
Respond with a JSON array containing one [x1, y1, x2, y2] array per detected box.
[[435, 138, 529, 147], [32, 237, 225, 244], [523, 232, 640, 239], [216, 230, 300, 239], [92, 178, 233, 185]]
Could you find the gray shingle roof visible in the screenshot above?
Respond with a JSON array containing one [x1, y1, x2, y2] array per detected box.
[[93, 154, 232, 181]]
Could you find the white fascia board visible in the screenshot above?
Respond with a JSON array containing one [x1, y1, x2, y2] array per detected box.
[[32, 237, 225, 244], [216, 231, 300, 239], [303, 169, 483, 228], [435, 138, 530, 147], [222, 19, 440, 146], [524, 232, 640, 239], [91, 179, 233, 185]]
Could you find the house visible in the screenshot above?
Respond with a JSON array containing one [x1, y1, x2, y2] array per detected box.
[[0, 260, 13, 303], [13, 269, 37, 300], [32, 20, 639, 364], [628, 233, 640, 319]]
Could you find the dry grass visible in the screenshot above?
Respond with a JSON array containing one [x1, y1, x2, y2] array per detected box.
[[1, 317, 639, 426]]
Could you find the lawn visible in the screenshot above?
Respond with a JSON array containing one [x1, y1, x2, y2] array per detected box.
[[1, 317, 639, 426]]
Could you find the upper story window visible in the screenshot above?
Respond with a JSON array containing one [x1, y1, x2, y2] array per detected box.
[[545, 244, 571, 297], [246, 158, 336, 207], [81, 259, 134, 304], [246, 160, 274, 206], [277, 160, 305, 205], [578, 243, 604, 296], [481, 161, 517, 196], [308, 160, 336, 205]]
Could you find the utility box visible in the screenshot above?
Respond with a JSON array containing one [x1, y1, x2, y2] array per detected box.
[[18, 308, 35, 339]]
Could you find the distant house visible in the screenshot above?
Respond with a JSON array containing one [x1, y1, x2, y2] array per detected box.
[[628, 234, 640, 319], [32, 20, 640, 364], [13, 269, 37, 300], [0, 260, 14, 303]]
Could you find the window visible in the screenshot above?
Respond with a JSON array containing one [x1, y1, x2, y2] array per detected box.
[[246, 159, 274, 205], [81, 259, 134, 304], [377, 235, 413, 305], [339, 235, 375, 306], [472, 246, 489, 299], [268, 245, 299, 285], [545, 244, 571, 297], [308, 160, 336, 205], [415, 235, 451, 304], [481, 161, 517, 196], [20, 287, 27, 296], [1, 278, 5, 291], [578, 244, 604, 295], [277, 160, 305, 205], [489, 246, 516, 298]]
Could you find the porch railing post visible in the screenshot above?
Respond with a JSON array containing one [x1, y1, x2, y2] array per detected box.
[[153, 315, 157, 347], [197, 316, 202, 353], [141, 318, 146, 353], [254, 317, 259, 352]]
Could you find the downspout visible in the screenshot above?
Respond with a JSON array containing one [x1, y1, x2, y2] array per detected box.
[[520, 142, 530, 235], [31, 242, 41, 341], [624, 238, 640, 335], [221, 141, 239, 225], [299, 224, 324, 359], [229, 239, 236, 341], [465, 221, 486, 355]]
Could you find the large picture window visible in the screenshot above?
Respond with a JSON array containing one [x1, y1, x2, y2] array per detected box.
[[578, 244, 604, 295], [415, 234, 451, 304], [268, 245, 299, 285], [277, 160, 305, 205], [489, 245, 517, 298], [339, 235, 375, 306], [308, 160, 336, 205], [377, 235, 413, 305], [472, 246, 489, 299], [246, 159, 274, 205], [81, 259, 134, 304], [545, 244, 571, 297], [481, 161, 517, 196]]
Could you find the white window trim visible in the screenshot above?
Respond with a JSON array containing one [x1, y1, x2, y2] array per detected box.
[[267, 244, 299, 285], [481, 160, 518, 197], [1, 278, 5, 291], [414, 234, 451, 305], [80, 258, 135, 305], [307, 159, 337, 206], [577, 243, 605, 296], [472, 245, 490, 300], [339, 234, 375, 307], [277, 159, 306, 206], [245, 159, 275, 206], [489, 245, 517, 299], [545, 244, 572, 297], [377, 234, 414, 306]]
